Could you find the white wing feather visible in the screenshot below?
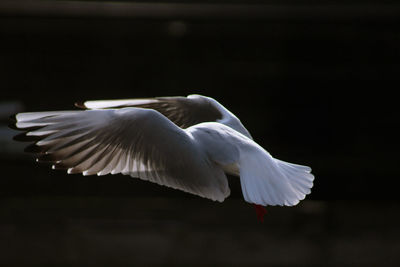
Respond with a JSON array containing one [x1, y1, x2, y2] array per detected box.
[[83, 99, 157, 109], [14, 108, 230, 202]]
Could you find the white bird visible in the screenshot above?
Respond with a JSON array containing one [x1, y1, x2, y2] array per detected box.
[[11, 94, 314, 220]]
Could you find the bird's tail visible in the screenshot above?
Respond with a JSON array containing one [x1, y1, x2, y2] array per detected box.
[[239, 148, 314, 206]]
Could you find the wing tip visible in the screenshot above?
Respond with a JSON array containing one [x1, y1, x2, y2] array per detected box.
[[8, 114, 19, 130], [13, 132, 36, 142], [74, 101, 87, 109], [24, 144, 44, 153]]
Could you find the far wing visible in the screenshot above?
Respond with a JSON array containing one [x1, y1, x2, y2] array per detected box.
[[12, 108, 230, 202], [75, 95, 223, 129]]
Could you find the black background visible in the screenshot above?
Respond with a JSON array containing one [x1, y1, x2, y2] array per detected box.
[[1, 0, 399, 266]]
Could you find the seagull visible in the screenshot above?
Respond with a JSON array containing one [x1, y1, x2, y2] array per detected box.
[[11, 94, 314, 221]]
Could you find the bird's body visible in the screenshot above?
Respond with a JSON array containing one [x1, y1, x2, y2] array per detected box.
[[11, 94, 314, 218]]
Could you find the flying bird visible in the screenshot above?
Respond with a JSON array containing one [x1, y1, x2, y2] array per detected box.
[[11, 94, 314, 221]]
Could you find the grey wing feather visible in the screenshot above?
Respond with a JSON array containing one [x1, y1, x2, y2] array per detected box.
[[76, 95, 223, 129], [13, 108, 230, 202]]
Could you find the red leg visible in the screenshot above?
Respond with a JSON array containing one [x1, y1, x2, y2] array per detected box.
[[253, 204, 267, 222]]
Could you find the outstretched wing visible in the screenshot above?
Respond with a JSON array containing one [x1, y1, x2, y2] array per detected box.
[[12, 108, 230, 202], [75, 95, 223, 129]]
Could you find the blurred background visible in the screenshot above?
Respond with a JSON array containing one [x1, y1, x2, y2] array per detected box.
[[1, 0, 400, 266]]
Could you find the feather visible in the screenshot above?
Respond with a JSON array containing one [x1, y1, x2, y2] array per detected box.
[[11, 94, 315, 209]]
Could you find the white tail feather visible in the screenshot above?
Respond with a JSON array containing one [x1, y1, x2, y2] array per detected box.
[[239, 148, 314, 206]]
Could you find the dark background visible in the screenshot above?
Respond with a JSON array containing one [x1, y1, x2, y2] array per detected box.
[[0, 0, 399, 266]]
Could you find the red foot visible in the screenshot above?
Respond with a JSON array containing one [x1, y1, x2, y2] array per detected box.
[[254, 204, 267, 222]]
